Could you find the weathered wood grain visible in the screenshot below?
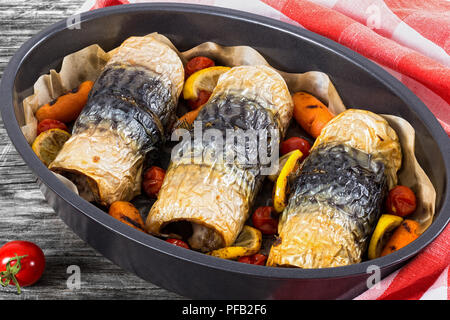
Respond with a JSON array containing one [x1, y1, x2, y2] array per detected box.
[[0, 0, 183, 300]]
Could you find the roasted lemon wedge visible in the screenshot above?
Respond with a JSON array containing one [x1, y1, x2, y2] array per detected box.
[[268, 150, 298, 182], [32, 128, 71, 167], [368, 214, 404, 260], [273, 149, 303, 213], [183, 66, 231, 100], [207, 225, 262, 260]]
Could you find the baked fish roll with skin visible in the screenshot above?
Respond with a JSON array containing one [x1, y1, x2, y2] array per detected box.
[[147, 65, 293, 252], [49, 35, 184, 206], [268, 109, 402, 268]]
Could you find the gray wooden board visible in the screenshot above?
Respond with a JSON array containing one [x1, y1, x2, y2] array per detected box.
[[0, 0, 183, 300]]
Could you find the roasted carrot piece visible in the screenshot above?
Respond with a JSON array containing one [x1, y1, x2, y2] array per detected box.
[[35, 80, 94, 123], [108, 201, 146, 232], [177, 106, 203, 128], [380, 219, 420, 256], [292, 91, 334, 138]]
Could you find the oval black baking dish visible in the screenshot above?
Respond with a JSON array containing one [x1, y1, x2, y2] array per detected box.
[[1, 3, 449, 299]]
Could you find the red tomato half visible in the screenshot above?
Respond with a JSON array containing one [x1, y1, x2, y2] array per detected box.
[[166, 239, 190, 249], [386, 185, 417, 217], [142, 166, 166, 198], [37, 119, 68, 136], [280, 137, 311, 160], [0, 241, 45, 293], [251, 206, 278, 235], [238, 254, 267, 266], [185, 56, 215, 78], [188, 90, 212, 110]]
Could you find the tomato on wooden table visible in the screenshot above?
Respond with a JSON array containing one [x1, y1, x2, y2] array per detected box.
[[0, 241, 45, 294], [251, 206, 278, 235]]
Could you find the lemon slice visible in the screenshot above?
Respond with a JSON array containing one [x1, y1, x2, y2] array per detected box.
[[32, 128, 71, 167], [183, 66, 231, 100], [207, 225, 262, 260], [273, 149, 303, 213], [368, 214, 404, 260], [268, 150, 298, 182]]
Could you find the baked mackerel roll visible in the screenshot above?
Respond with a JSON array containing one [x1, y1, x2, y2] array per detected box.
[[49, 35, 184, 206], [146, 65, 293, 252], [267, 109, 402, 268]]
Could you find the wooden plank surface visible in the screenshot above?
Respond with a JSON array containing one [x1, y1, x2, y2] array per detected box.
[[0, 0, 183, 300]]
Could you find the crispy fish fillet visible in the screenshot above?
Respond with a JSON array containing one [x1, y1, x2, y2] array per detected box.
[[268, 109, 402, 268], [146, 66, 293, 252], [49, 35, 184, 206]]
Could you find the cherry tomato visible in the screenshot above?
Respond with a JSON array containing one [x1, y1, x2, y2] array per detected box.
[[142, 166, 166, 198], [238, 253, 267, 266], [251, 206, 278, 235], [386, 185, 417, 217], [166, 239, 190, 249], [37, 119, 68, 135], [280, 137, 311, 160], [0, 241, 45, 294], [188, 90, 212, 110], [185, 56, 215, 78]]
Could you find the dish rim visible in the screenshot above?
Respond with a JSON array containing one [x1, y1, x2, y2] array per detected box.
[[1, 2, 449, 280]]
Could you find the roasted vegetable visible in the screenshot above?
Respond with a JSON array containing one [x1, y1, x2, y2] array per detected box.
[[238, 253, 267, 265], [183, 66, 230, 103], [183, 59, 222, 109], [35, 81, 93, 123], [32, 128, 71, 167], [187, 90, 212, 110], [49, 35, 184, 206], [381, 219, 420, 256], [207, 226, 262, 260], [268, 109, 402, 268], [280, 137, 310, 159], [147, 65, 293, 252], [386, 185, 417, 217], [185, 56, 215, 78], [177, 105, 203, 129], [267, 150, 297, 183], [368, 214, 404, 260], [166, 238, 190, 249], [292, 91, 334, 138], [142, 166, 166, 198], [37, 119, 68, 135], [273, 149, 303, 213], [251, 206, 279, 235], [109, 201, 146, 232]]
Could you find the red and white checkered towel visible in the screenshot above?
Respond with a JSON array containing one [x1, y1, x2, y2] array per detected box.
[[81, 0, 450, 300]]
